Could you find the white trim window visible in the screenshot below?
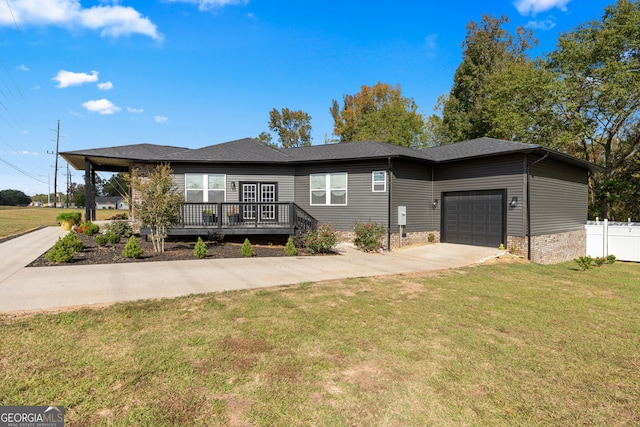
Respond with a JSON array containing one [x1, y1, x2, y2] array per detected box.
[[372, 170, 387, 192], [310, 172, 347, 206], [185, 174, 226, 203]]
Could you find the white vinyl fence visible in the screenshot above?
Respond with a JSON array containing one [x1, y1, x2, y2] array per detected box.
[[585, 219, 640, 262]]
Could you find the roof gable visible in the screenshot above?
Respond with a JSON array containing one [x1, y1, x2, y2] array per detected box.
[[163, 138, 290, 163]]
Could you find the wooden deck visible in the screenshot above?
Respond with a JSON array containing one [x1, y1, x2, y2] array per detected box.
[[141, 202, 317, 237]]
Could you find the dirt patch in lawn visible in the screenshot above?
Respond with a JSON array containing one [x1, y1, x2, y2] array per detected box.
[[29, 233, 315, 267]]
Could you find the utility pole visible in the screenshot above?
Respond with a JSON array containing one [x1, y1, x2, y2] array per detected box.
[[52, 120, 60, 208]]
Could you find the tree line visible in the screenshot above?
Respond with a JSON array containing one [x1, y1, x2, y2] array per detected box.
[[259, 0, 639, 220]]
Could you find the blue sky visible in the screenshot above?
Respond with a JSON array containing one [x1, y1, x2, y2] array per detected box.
[[0, 0, 613, 195]]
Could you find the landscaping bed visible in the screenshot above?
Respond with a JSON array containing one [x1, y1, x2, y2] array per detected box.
[[30, 233, 310, 267]]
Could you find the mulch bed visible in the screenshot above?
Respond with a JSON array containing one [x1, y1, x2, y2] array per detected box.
[[30, 233, 314, 267]]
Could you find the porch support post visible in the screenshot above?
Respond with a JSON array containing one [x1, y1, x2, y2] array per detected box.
[[84, 158, 92, 222], [91, 169, 97, 221]]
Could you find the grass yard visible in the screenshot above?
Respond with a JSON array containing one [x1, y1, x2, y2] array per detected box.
[[0, 206, 125, 239], [1, 260, 638, 426]]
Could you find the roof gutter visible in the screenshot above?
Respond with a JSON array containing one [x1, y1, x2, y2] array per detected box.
[[526, 151, 549, 261]]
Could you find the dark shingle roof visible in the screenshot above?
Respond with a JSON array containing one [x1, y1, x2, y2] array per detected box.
[[161, 138, 290, 163], [427, 137, 540, 161], [60, 136, 600, 172], [61, 143, 190, 171], [283, 140, 434, 162]]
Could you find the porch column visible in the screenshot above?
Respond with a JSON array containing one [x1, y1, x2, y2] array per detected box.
[[84, 158, 92, 222], [91, 169, 97, 221]]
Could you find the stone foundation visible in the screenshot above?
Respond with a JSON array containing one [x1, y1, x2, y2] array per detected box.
[[530, 229, 586, 264], [506, 236, 527, 257], [339, 230, 440, 250]]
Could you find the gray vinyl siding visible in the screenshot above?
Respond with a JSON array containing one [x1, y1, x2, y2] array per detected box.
[[391, 159, 433, 232], [529, 157, 588, 235], [294, 160, 390, 231], [434, 154, 527, 237], [171, 163, 295, 202]]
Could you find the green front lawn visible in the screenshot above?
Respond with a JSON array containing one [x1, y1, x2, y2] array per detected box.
[[1, 261, 638, 426], [0, 207, 126, 239]]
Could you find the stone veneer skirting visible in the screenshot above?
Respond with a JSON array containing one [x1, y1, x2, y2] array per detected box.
[[529, 229, 586, 265], [339, 230, 440, 250], [340, 229, 586, 263]]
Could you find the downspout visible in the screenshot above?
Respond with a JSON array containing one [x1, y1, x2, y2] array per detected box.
[[526, 152, 549, 261], [431, 166, 435, 231], [387, 157, 392, 251]]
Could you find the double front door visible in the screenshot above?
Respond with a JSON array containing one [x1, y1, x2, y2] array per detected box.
[[241, 182, 277, 222]]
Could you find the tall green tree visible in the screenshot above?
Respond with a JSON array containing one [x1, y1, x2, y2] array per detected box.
[[546, 0, 640, 219], [129, 163, 183, 253], [266, 108, 312, 148], [102, 173, 129, 197], [439, 15, 537, 143], [0, 189, 31, 206], [330, 82, 427, 147]]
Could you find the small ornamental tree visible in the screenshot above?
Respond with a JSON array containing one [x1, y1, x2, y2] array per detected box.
[[241, 238, 254, 257], [284, 237, 297, 256], [129, 163, 183, 252], [123, 236, 143, 259], [194, 237, 208, 259]]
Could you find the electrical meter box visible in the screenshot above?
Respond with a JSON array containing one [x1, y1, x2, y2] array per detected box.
[[398, 206, 406, 226]]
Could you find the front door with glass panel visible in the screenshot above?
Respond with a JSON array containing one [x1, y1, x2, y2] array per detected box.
[[241, 183, 277, 222]]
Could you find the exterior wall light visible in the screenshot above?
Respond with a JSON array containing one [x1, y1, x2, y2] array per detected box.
[[510, 196, 518, 208], [231, 181, 237, 191], [433, 199, 439, 209]]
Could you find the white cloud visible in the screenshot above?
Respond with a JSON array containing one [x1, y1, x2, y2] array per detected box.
[[424, 34, 438, 51], [526, 19, 556, 30], [97, 81, 113, 90], [127, 106, 144, 113], [513, 0, 570, 16], [154, 115, 168, 123], [82, 98, 121, 115], [0, 0, 160, 40], [53, 70, 98, 88], [17, 64, 29, 71], [166, 0, 248, 12]]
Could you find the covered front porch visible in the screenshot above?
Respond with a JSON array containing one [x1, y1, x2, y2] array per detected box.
[[141, 202, 318, 237]]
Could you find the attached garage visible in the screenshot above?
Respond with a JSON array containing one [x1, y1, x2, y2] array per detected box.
[[441, 190, 506, 247]]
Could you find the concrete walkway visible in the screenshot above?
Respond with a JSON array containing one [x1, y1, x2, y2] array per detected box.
[[0, 227, 501, 313]]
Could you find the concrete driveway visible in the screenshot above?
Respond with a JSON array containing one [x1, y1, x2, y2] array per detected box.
[[0, 227, 501, 313]]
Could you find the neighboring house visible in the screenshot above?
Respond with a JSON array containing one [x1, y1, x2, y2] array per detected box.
[[60, 137, 601, 264], [95, 196, 129, 210]]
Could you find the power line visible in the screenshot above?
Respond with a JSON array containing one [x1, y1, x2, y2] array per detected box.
[[0, 155, 47, 184]]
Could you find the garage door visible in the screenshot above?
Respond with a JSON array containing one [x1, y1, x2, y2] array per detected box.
[[441, 190, 505, 247]]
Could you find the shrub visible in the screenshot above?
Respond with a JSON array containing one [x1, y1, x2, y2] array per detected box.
[[105, 220, 133, 238], [304, 224, 338, 254], [594, 256, 607, 267], [606, 254, 617, 264], [95, 234, 107, 246], [77, 221, 100, 236], [45, 233, 84, 263], [105, 232, 121, 244], [123, 236, 143, 259], [241, 238, 253, 257], [194, 237, 208, 259], [574, 256, 593, 271], [62, 232, 84, 252], [284, 237, 297, 256], [353, 221, 385, 252], [45, 237, 77, 263], [427, 232, 435, 243]]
